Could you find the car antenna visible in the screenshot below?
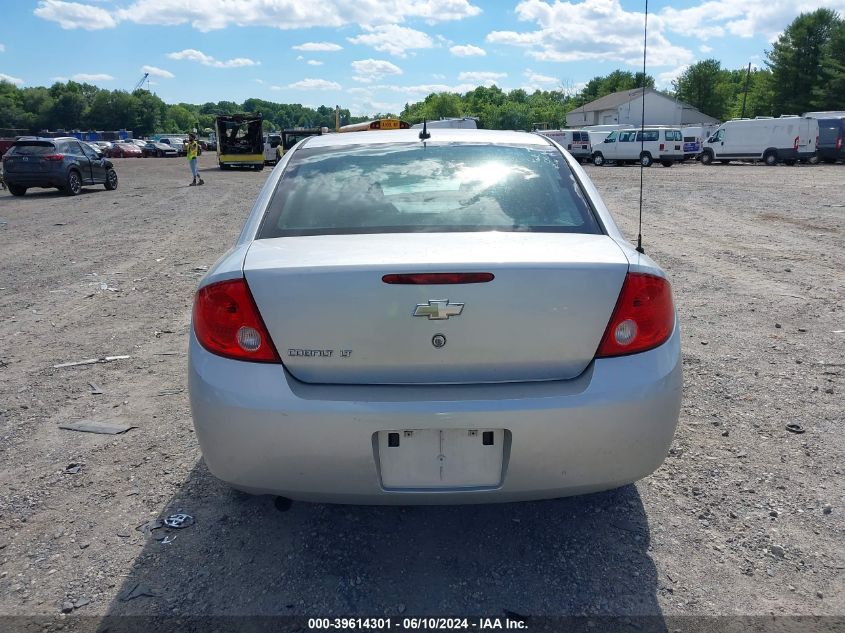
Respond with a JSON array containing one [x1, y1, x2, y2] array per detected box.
[[636, 0, 649, 255], [419, 119, 431, 141]]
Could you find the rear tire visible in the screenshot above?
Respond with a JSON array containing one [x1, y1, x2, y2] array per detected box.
[[104, 168, 118, 190], [660, 160, 673, 167], [700, 151, 714, 165], [807, 154, 819, 165], [639, 153, 653, 167], [8, 184, 26, 196], [784, 159, 796, 166], [65, 170, 82, 196], [592, 153, 605, 166], [764, 152, 777, 166]]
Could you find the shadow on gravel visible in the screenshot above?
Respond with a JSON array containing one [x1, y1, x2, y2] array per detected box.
[[101, 460, 663, 626]]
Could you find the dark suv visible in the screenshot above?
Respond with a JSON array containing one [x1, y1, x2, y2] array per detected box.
[[2, 137, 118, 196], [817, 118, 845, 163]]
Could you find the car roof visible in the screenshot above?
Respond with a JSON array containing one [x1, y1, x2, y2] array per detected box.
[[300, 128, 551, 150]]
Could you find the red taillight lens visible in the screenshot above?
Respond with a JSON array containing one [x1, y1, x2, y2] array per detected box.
[[43, 154, 64, 161], [659, 143, 665, 151], [382, 272, 494, 284], [192, 278, 280, 363], [595, 273, 675, 358], [837, 137, 842, 151], [793, 136, 799, 150]]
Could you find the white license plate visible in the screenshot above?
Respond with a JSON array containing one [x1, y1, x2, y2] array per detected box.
[[377, 429, 504, 489]]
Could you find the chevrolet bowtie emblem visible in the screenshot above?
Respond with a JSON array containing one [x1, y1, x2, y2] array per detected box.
[[413, 300, 464, 320]]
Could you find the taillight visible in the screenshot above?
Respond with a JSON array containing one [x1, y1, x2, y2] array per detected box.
[[837, 137, 842, 151], [595, 273, 674, 358], [192, 278, 280, 362], [43, 154, 64, 161], [659, 143, 665, 151], [793, 136, 799, 150]]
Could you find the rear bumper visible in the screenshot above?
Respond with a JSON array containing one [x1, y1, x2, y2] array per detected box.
[[189, 323, 682, 504], [3, 172, 65, 188], [219, 153, 263, 165]]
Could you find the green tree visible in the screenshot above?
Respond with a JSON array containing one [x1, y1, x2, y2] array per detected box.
[[673, 59, 727, 119], [766, 8, 843, 114]]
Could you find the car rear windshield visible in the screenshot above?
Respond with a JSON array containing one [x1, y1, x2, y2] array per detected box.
[[9, 142, 56, 155], [258, 142, 602, 238]]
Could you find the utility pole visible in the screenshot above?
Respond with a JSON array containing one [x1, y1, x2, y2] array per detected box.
[[740, 62, 752, 118]]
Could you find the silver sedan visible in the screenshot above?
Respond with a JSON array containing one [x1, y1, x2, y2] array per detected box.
[[189, 128, 681, 504]]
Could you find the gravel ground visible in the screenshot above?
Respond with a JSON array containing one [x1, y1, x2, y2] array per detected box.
[[0, 154, 842, 630]]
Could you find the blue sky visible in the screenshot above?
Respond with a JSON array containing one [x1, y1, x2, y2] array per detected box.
[[2, 1, 843, 115]]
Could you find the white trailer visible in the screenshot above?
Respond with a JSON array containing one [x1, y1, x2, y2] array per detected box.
[[700, 116, 818, 166]]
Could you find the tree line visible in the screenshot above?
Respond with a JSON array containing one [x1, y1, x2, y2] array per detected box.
[[1, 9, 842, 136]]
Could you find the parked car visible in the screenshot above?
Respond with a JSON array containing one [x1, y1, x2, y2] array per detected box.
[[126, 139, 148, 150], [537, 129, 592, 162], [188, 128, 682, 504], [106, 142, 142, 158], [700, 116, 819, 165], [91, 141, 113, 152], [142, 141, 178, 158], [158, 136, 187, 155], [2, 137, 118, 196], [592, 127, 684, 167]]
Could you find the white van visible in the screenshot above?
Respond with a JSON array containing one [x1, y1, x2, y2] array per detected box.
[[591, 127, 684, 167], [537, 129, 592, 161], [263, 133, 282, 165], [681, 125, 717, 160], [700, 116, 818, 165]]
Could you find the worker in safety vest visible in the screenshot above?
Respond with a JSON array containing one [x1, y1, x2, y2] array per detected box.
[[187, 133, 204, 186]]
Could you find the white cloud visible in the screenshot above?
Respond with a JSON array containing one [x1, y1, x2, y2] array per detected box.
[[0, 72, 23, 85], [167, 49, 259, 68], [289, 78, 342, 90], [142, 65, 174, 78], [657, 64, 689, 89], [307, 60, 324, 66], [254, 78, 265, 84], [458, 71, 506, 82], [486, 0, 694, 67], [348, 24, 434, 57], [0, 43, 5, 53], [72, 73, 114, 81], [292, 42, 343, 52], [660, 1, 845, 41], [270, 85, 282, 91], [450, 44, 486, 57], [351, 58, 402, 83], [112, 0, 480, 31], [522, 68, 559, 91], [34, 0, 117, 30], [699, 44, 713, 53]]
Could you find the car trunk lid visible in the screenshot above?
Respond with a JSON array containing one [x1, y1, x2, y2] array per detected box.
[[243, 232, 629, 385]]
